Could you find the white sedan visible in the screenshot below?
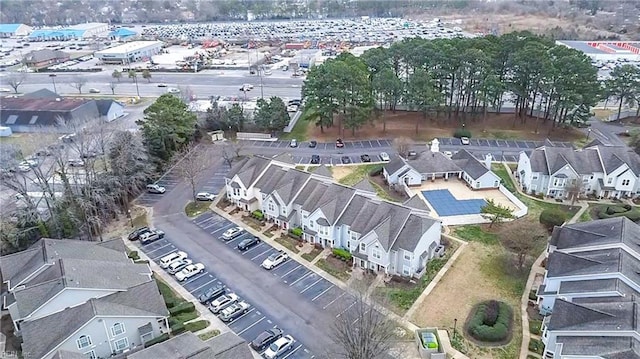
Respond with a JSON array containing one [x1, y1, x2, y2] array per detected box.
[[263, 335, 296, 359], [261, 251, 289, 270], [196, 192, 216, 201], [379, 152, 390, 162], [460, 136, 470, 145], [175, 263, 205, 281]]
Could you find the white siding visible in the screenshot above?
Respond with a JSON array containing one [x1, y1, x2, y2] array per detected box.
[[474, 171, 501, 189]]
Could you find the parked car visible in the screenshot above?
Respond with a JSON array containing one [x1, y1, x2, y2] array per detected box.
[[310, 155, 320, 164], [360, 154, 371, 162], [341, 156, 351, 164], [146, 184, 166, 194], [443, 151, 453, 158], [240, 83, 253, 91], [251, 328, 284, 351], [379, 152, 390, 161], [157, 83, 168, 87], [219, 301, 250, 322], [140, 229, 165, 245], [209, 293, 239, 314], [196, 192, 216, 201], [308, 140, 317, 148], [335, 138, 344, 148], [263, 335, 295, 359], [287, 105, 298, 112], [237, 236, 260, 251], [175, 263, 205, 281], [460, 136, 470, 145], [198, 284, 225, 304], [17, 164, 31, 172], [159, 251, 187, 268], [35, 148, 51, 156], [288, 99, 302, 106], [128, 226, 151, 241], [88, 88, 100, 93], [167, 258, 193, 274], [289, 139, 298, 148], [261, 250, 288, 270], [222, 226, 244, 241], [167, 87, 180, 94], [407, 150, 417, 158], [68, 158, 85, 167]]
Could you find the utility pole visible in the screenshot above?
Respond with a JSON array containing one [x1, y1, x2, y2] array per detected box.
[[49, 73, 57, 93], [259, 66, 264, 99]]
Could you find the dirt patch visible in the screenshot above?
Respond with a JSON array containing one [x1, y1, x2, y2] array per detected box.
[[307, 111, 582, 142], [370, 174, 407, 202], [331, 166, 355, 181]]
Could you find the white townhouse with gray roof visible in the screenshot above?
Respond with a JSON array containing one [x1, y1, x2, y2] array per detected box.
[[383, 142, 501, 191], [517, 140, 640, 199], [0, 238, 169, 359], [535, 218, 640, 359], [224, 156, 443, 278]]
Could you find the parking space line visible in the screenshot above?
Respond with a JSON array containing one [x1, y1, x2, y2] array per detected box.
[[183, 272, 208, 285], [236, 316, 266, 335], [289, 271, 312, 286], [281, 344, 302, 359], [195, 216, 214, 225], [145, 243, 172, 254], [352, 309, 370, 324], [211, 223, 234, 235], [279, 264, 302, 277], [150, 248, 177, 261], [230, 307, 255, 323], [226, 234, 249, 245], [336, 301, 357, 318], [188, 277, 218, 294], [300, 278, 323, 294], [251, 248, 272, 261], [241, 242, 266, 255], [311, 285, 334, 301], [323, 292, 345, 309]]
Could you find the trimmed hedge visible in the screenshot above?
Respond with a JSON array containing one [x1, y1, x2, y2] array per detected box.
[[252, 209, 264, 220], [468, 301, 512, 342], [332, 248, 352, 261], [169, 302, 195, 316], [453, 128, 471, 138], [595, 204, 640, 221], [144, 333, 169, 347], [170, 322, 186, 335], [290, 227, 303, 237], [185, 320, 209, 332], [127, 251, 140, 261], [539, 208, 568, 231]]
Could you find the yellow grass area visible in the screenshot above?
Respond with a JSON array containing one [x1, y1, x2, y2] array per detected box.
[[0, 133, 61, 155], [331, 166, 355, 181]]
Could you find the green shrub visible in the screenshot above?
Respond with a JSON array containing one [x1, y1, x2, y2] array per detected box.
[[185, 320, 209, 332], [539, 208, 568, 231], [164, 297, 181, 308], [529, 338, 544, 354], [252, 209, 264, 220], [529, 289, 538, 301], [332, 247, 352, 261], [144, 333, 169, 346], [170, 322, 186, 335], [529, 319, 542, 335], [483, 300, 499, 326], [453, 128, 471, 138], [289, 227, 303, 237], [127, 251, 140, 261], [604, 205, 628, 215], [467, 301, 512, 342], [169, 302, 195, 316]]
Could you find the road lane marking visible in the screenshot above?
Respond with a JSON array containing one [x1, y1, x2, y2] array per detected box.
[[150, 247, 177, 260], [251, 248, 272, 261], [288, 271, 313, 287], [279, 264, 301, 278], [300, 278, 323, 294], [183, 272, 208, 285], [323, 292, 345, 310], [336, 301, 357, 318], [237, 316, 266, 335], [311, 285, 334, 301], [188, 277, 218, 294]]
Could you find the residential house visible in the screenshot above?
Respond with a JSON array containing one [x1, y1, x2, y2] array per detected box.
[[517, 140, 640, 199], [383, 140, 501, 190], [535, 218, 640, 359], [0, 96, 100, 133], [225, 156, 443, 278], [127, 331, 252, 359], [23, 49, 70, 67], [95, 99, 125, 122], [0, 238, 169, 359]]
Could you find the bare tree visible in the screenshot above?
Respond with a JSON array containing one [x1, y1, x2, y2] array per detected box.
[[5, 72, 27, 93], [329, 290, 398, 359], [566, 178, 586, 205], [109, 80, 118, 95], [392, 137, 411, 158], [176, 143, 213, 202], [178, 85, 195, 103], [498, 220, 548, 270], [220, 140, 245, 167], [69, 75, 88, 94]]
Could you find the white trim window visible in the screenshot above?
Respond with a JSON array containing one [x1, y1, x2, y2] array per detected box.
[[111, 322, 125, 336], [404, 252, 411, 261], [402, 265, 411, 276], [552, 178, 566, 187], [114, 337, 129, 351], [349, 231, 359, 241], [77, 335, 92, 350], [622, 179, 630, 186], [84, 351, 96, 359], [319, 225, 329, 236], [360, 243, 366, 252], [372, 249, 381, 260], [268, 202, 275, 212]]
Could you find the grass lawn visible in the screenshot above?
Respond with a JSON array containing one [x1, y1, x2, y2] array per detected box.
[[275, 236, 301, 254], [578, 206, 593, 222], [155, 278, 201, 328], [185, 320, 210, 332], [454, 225, 499, 245], [491, 164, 517, 193], [301, 247, 323, 262], [198, 329, 220, 341], [516, 193, 580, 220], [316, 257, 351, 281], [337, 164, 383, 186], [185, 201, 211, 217], [280, 108, 315, 141]]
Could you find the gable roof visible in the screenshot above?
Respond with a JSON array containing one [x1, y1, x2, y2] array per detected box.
[[403, 195, 432, 212], [550, 217, 640, 254], [0, 98, 100, 127], [95, 99, 121, 116], [227, 156, 271, 188], [22, 280, 168, 359], [405, 151, 462, 174], [312, 165, 333, 178], [352, 178, 377, 194], [383, 155, 406, 175], [255, 166, 311, 206], [555, 336, 640, 359], [23, 88, 59, 99], [391, 214, 438, 252], [271, 152, 296, 165], [528, 144, 640, 176], [548, 299, 638, 332], [546, 248, 640, 285], [128, 331, 252, 359], [23, 49, 69, 63], [451, 149, 491, 179]]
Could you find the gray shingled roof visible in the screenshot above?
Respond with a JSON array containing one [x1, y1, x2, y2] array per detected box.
[[255, 166, 287, 194], [598, 146, 640, 175], [549, 217, 640, 252], [352, 178, 376, 194], [383, 155, 406, 175], [406, 151, 462, 174], [51, 350, 88, 359], [403, 195, 431, 212], [555, 336, 640, 359], [293, 178, 323, 207], [547, 248, 640, 284], [128, 331, 252, 359], [391, 214, 438, 252], [271, 152, 296, 165], [273, 169, 311, 205], [527, 145, 640, 176], [22, 281, 167, 359], [315, 184, 356, 224], [451, 149, 490, 179], [548, 299, 638, 332], [227, 156, 272, 188], [312, 165, 333, 178], [204, 331, 253, 359]]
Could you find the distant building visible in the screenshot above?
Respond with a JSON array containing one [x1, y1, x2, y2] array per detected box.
[[94, 41, 164, 64], [556, 40, 640, 61], [28, 22, 108, 41], [0, 23, 32, 37], [23, 49, 69, 67], [95, 99, 125, 122], [109, 28, 137, 41], [67, 22, 109, 37]]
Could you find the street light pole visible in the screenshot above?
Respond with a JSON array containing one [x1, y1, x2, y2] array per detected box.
[[453, 318, 458, 340], [259, 67, 264, 100], [586, 128, 592, 140], [133, 74, 140, 97], [49, 74, 57, 93]]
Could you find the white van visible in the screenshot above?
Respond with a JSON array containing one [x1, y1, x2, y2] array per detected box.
[[159, 251, 188, 268]]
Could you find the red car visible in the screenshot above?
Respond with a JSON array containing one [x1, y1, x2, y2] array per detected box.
[[336, 138, 344, 148]]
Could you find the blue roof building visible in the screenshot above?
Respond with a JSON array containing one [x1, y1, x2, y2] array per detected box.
[[0, 23, 32, 37], [29, 29, 86, 40], [109, 28, 137, 40]]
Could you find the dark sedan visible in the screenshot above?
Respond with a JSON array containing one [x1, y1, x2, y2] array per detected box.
[[341, 156, 351, 164], [308, 140, 317, 148], [311, 155, 320, 164], [198, 285, 225, 304], [237, 237, 260, 251], [360, 154, 371, 162], [128, 227, 150, 241], [251, 327, 284, 351]]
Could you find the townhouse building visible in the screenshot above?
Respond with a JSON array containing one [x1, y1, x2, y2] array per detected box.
[[0, 238, 169, 359], [225, 156, 443, 278], [517, 140, 640, 199], [535, 218, 640, 359]]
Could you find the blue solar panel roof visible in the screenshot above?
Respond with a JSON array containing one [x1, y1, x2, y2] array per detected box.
[[422, 189, 487, 216]]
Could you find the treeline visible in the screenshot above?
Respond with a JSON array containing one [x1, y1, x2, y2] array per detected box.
[[1, 94, 198, 253], [301, 32, 640, 136]]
